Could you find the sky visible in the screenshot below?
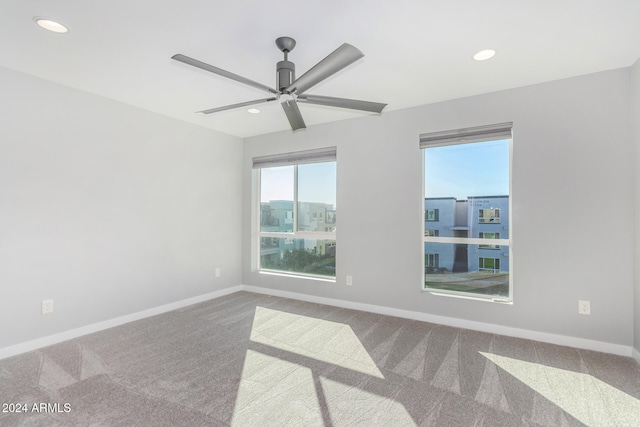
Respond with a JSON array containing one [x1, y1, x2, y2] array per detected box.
[[261, 162, 337, 206], [424, 139, 510, 200], [260, 139, 509, 205]]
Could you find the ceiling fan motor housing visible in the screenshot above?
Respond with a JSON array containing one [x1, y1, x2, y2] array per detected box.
[[277, 60, 295, 93]]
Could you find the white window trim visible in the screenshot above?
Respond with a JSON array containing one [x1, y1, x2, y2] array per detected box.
[[420, 123, 513, 303]]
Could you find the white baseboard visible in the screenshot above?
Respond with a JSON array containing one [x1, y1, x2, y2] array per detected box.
[[239, 285, 634, 358], [2, 284, 635, 362], [0, 286, 243, 361]]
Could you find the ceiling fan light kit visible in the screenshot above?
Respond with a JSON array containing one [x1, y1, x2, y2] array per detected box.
[[172, 36, 387, 131]]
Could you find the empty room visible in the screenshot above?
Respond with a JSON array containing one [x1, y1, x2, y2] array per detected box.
[[1, 1, 640, 426]]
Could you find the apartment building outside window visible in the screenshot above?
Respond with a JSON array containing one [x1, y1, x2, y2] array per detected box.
[[253, 147, 337, 278], [420, 123, 512, 301]]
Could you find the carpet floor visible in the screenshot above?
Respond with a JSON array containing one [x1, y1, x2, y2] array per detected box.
[[1, 291, 639, 426]]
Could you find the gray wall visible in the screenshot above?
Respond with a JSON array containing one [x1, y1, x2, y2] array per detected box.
[[0, 66, 243, 349], [242, 67, 635, 347], [2, 62, 636, 353], [633, 58, 640, 355]]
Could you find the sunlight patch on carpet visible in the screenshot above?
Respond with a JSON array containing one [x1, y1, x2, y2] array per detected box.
[[250, 306, 384, 378], [480, 352, 640, 425], [231, 349, 324, 426], [320, 377, 417, 426]]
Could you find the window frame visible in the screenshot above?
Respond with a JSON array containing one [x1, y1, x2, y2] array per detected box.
[[479, 257, 501, 272], [479, 208, 501, 224], [425, 208, 440, 222], [425, 253, 440, 268], [420, 123, 513, 302], [253, 148, 337, 280]]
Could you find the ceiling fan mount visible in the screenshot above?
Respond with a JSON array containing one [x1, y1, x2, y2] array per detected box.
[[172, 36, 387, 131], [275, 36, 296, 54]]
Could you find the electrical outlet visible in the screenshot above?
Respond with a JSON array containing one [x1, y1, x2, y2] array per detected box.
[[346, 275, 353, 286], [42, 299, 54, 315], [578, 300, 590, 315], [215, 267, 221, 278]]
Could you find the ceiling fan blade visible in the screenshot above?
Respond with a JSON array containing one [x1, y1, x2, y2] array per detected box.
[[285, 43, 364, 95], [198, 97, 276, 114], [172, 54, 278, 95], [281, 100, 306, 131], [297, 94, 387, 113]]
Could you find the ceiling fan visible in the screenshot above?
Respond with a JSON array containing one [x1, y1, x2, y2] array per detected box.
[[172, 37, 387, 131]]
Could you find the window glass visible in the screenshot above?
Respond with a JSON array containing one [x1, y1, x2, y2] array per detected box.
[[260, 238, 336, 277], [260, 166, 294, 232], [257, 156, 336, 279], [423, 137, 511, 299], [297, 162, 337, 233], [424, 140, 509, 199], [424, 242, 510, 297]]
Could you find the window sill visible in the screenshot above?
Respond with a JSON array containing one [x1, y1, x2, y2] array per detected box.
[[259, 270, 336, 283], [422, 288, 512, 304]]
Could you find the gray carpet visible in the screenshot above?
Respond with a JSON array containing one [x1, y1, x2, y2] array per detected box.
[[1, 291, 640, 426]]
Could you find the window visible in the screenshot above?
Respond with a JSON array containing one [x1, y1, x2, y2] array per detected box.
[[479, 257, 500, 272], [479, 208, 500, 223], [421, 123, 512, 300], [253, 147, 337, 278], [425, 209, 439, 221], [479, 232, 500, 249], [425, 253, 440, 268]]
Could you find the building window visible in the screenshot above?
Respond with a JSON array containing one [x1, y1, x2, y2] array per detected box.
[[425, 209, 439, 221], [421, 123, 512, 300], [479, 257, 500, 272], [253, 147, 337, 278], [425, 253, 440, 269], [479, 208, 500, 223], [479, 232, 500, 249]]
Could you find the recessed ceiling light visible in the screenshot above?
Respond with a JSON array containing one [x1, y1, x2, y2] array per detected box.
[[34, 17, 68, 33], [473, 49, 496, 61], [247, 108, 261, 114]]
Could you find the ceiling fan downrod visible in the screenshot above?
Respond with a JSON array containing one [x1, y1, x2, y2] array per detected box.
[[276, 37, 297, 93]]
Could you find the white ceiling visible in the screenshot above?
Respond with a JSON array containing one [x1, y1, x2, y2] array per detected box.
[[2, 1, 640, 138]]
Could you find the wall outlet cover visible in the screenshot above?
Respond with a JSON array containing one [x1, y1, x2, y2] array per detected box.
[[578, 300, 591, 315], [42, 299, 54, 315]]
